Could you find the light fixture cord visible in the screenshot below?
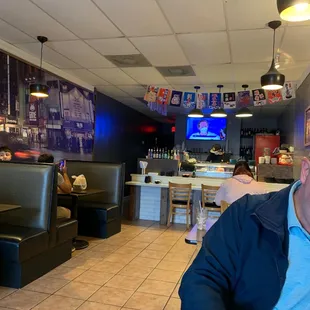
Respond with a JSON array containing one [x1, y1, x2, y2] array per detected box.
[[272, 28, 276, 59], [39, 42, 43, 80]]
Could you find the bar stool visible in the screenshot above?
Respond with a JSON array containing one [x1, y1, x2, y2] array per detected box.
[[201, 184, 220, 219], [167, 182, 192, 230], [220, 200, 230, 214]]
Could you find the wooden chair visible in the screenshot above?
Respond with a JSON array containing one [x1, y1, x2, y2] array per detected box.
[[201, 184, 220, 218], [167, 182, 192, 230], [220, 200, 230, 214]]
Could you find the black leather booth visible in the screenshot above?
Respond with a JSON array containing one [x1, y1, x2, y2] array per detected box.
[[0, 162, 77, 288], [61, 161, 125, 239]]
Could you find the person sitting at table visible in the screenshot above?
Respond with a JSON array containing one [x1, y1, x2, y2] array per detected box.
[[37, 154, 72, 219], [0, 146, 13, 161], [214, 161, 266, 206]]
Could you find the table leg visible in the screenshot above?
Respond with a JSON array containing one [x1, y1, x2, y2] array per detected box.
[[71, 196, 89, 250], [160, 188, 169, 225]]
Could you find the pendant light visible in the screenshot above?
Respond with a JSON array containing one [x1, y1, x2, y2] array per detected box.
[[210, 85, 227, 118], [261, 21, 285, 91], [278, 0, 310, 22], [30, 36, 49, 98], [188, 86, 204, 118], [235, 85, 253, 118]]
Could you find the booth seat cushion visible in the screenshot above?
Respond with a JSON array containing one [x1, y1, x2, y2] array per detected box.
[[0, 225, 48, 263], [56, 218, 78, 244]]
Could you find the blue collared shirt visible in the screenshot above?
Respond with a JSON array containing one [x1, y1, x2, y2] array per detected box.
[[274, 181, 310, 310]]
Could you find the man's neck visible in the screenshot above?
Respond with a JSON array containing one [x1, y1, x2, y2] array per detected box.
[[294, 188, 310, 234]]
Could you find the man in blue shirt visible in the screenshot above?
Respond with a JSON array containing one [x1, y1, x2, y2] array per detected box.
[[180, 156, 310, 309]]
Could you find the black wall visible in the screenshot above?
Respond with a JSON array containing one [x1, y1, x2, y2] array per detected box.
[[93, 92, 173, 193]]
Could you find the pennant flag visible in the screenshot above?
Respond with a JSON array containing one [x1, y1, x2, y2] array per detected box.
[[237, 90, 251, 108], [267, 90, 283, 104], [169, 90, 182, 107], [252, 89, 267, 106], [196, 93, 208, 109], [282, 81, 296, 100], [182, 92, 196, 108], [144, 86, 159, 103], [209, 93, 222, 109], [223, 92, 236, 109], [157, 88, 171, 105]]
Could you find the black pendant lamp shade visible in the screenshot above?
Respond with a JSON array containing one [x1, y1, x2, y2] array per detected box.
[[210, 85, 227, 118], [261, 21, 285, 90], [30, 36, 49, 98], [278, 0, 310, 22], [236, 107, 253, 118], [188, 86, 204, 118]]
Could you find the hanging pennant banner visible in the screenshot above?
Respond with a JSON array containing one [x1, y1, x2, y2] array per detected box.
[[147, 101, 157, 111], [209, 93, 222, 109], [144, 86, 159, 103], [223, 92, 236, 109], [252, 89, 267, 106], [267, 90, 283, 104], [196, 93, 208, 109], [169, 90, 182, 107], [282, 81, 296, 100], [182, 92, 196, 108], [237, 90, 251, 108], [157, 88, 171, 105]]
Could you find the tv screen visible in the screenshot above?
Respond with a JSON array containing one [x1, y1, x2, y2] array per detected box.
[[186, 117, 227, 141]]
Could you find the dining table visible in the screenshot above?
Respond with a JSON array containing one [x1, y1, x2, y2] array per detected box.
[[58, 189, 105, 250]]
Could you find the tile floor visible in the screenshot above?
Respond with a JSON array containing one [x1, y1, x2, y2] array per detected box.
[[0, 220, 201, 310]]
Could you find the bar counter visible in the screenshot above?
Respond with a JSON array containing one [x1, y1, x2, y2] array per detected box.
[[126, 175, 289, 225]]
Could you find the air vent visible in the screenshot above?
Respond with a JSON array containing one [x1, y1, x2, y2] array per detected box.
[[156, 66, 196, 77], [105, 54, 151, 68]]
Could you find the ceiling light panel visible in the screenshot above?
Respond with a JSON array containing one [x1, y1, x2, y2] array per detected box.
[[86, 38, 140, 56], [47, 40, 115, 68], [178, 32, 231, 65], [90, 68, 138, 85], [158, 0, 226, 33], [130, 35, 189, 66], [15, 42, 81, 69], [93, 0, 172, 36], [32, 0, 122, 39], [0, 0, 77, 41]]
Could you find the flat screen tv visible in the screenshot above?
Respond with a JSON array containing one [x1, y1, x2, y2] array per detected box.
[[186, 117, 227, 141]]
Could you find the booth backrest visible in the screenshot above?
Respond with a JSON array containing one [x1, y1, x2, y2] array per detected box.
[[66, 161, 125, 206], [0, 162, 57, 231]]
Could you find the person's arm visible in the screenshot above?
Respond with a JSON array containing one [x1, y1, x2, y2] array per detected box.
[[179, 197, 245, 309], [58, 167, 72, 194]]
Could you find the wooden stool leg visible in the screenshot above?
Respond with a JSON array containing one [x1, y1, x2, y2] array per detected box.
[[167, 206, 173, 227], [186, 205, 189, 230]]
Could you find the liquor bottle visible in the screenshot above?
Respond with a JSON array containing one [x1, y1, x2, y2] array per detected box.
[[164, 148, 168, 159], [158, 148, 162, 159], [148, 149, 151, 159], [150, 149, 153, 159], [171, 150, 174, 160], [154, 149, 157, 159]]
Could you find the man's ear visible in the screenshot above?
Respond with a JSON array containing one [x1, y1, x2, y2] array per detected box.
[[300, 158, 310, 184]]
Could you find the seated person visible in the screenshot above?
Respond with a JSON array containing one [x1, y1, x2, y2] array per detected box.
[[37, 154, 72, 219], [0, 146, 13, 161], [214, 161, 266, 206]]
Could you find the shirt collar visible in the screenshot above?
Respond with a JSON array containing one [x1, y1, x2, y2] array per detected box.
[[287, 180, 305, 232]]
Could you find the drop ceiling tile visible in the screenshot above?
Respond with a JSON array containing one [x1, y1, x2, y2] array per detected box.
[[230, 28, 284, 63], [158, 0, 225, 33], [130, 35, 189, 66], [177, 32, 230, 65], [90, 68, 138, 85], [117, 85, 147, 97], [225, 0, 281, 30], [278, 61, 309, 81], [15, 43, 81, 69], [47, 40, 115, 68], [165, 76, 202, 85], [86, 38, 139, 55], [281, 26, 310, 62], [232, 63, 270, 84], [95, 85, 129, 97], [93, 0, 172, 36], [32, 0, 122, 39], [0, 20, 35, 44], [0, 0, 77, 40], [122, 67, 168, 85], [194, 64, 234, 84], [170, 84, 208, 92], [65, 69, 110, 85]]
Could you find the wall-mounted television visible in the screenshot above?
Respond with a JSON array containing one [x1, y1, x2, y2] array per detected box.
[[186, 117, 227, 141]]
